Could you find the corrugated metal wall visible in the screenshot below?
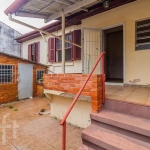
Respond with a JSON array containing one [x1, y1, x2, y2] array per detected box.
[[0, 21, 21, 57], [83, 28, 101, 74]]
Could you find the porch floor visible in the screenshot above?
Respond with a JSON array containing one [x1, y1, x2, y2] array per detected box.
[[106, 85, 150, 106]]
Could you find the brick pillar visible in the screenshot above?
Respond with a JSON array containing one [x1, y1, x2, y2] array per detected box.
[[91, 75, 103, 113]]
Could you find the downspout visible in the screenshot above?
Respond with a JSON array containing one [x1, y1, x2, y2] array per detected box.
[[8, 14, 81, 49]]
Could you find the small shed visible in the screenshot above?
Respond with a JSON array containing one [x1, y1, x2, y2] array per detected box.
[[0, 52, 47, 104]]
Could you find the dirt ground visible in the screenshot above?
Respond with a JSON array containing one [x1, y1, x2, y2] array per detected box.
[[0, 98, 82, 150]]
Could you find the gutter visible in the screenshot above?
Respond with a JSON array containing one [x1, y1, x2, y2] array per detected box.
[[4, 0, 30, 15], [8, 14, 81, 49]]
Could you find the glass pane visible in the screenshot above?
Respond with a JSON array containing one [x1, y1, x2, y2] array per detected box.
[[65, 48, 71, 61]]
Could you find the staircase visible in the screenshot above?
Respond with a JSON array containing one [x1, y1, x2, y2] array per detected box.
[[79, 99, 150, 150]]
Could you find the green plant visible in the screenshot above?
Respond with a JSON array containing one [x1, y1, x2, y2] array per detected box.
[[9, 104, 14, 109], [13, 108, 18, 112]]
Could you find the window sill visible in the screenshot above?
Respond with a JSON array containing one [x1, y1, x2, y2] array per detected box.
[[50, 61, 74, 67]]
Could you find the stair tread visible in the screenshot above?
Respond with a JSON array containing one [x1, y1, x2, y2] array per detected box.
[[82, 124, 150, 150], [91, 109, 150, 136]]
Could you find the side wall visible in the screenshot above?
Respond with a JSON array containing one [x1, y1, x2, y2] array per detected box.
[[21, 25, 82, 74], [82, 0, 150, 85], [0, 54, 46, 104], [0, 22, 21, 57]]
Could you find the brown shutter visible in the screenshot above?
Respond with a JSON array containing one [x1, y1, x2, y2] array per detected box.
[[28, 44, 31, 60], [73, 30, 81, 60], [36, 42, 40, 63], [48, 37, 56, 62]]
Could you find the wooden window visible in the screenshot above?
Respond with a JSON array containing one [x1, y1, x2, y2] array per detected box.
[[0, 65, 14, 84], [48, 38, 56, 62], [28, 42, 40, 62], [48, 30, 81, 63], [136, 18, 150, 50], [56, 33, 72, 62]]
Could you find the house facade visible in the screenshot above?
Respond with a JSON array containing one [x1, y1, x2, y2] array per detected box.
[[0, 21, 21, 57], [14, 0, 150, 86], [4, 0, 150, 149]]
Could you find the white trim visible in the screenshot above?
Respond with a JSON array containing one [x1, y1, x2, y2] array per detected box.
[[105, 82, 124, 86], [101, 22, 126, 84]]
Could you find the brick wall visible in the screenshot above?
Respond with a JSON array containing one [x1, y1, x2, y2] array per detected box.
[[37, 84, 44, 97], [44, 74, 103, 112], [0, 54, 46, 104]]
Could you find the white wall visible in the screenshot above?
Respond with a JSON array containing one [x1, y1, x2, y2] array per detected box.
[[21, 25, 82, 73], [51, 95, 91, 128]]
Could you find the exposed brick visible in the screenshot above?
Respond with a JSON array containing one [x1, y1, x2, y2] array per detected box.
[[43, 73, 104, 113], [0, 54, 46, 104]]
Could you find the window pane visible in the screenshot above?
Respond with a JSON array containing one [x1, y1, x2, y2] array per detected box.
[[36, 70, 45, 82], [65, 48, 71, 61], [58, 50, 62, 62]]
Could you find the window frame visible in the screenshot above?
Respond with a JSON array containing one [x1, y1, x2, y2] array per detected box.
[[36, 69, 45, 82], [28, 42, 40, 63], [56, 33, 73, 62], [0, 64, 15, 84], [135, 18, 150, 51]]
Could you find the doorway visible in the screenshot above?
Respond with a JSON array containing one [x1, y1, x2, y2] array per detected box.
[[18, 63, 33, 99], [103, 25, 124, 83]]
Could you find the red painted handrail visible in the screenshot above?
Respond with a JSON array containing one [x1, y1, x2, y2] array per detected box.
[[60, 52, 105, 150]]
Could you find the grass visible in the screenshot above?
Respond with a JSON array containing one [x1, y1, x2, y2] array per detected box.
[[13, 108, 18, 112], [8, 103, 14, 109]]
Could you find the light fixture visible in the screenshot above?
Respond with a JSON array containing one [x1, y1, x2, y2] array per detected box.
[[103, 0, 111, 9]]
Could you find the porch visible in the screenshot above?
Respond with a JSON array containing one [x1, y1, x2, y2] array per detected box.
[[106, 85, 150, 106]]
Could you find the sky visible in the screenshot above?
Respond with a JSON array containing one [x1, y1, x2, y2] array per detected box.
[[0, 0, 53, 34]]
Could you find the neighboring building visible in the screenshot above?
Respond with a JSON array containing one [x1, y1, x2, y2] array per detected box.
[[0, 52, 47, 104], [0, 21, 21, 57]]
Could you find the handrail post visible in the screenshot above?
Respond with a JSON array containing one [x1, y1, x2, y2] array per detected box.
[[62, 121, 66, 150], [102, 55, 105, 103]]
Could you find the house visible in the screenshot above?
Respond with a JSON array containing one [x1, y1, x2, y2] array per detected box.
[[4, 0, 150, 150], [0, 52, 47, 104], [0, 21, 21, 57]]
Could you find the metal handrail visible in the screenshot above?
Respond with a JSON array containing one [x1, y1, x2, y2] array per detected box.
[[60, 52, 105, 150]]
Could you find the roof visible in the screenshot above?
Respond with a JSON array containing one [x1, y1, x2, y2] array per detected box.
[[4, 0, 102, 22], [0, 52, 47, 67], [15, 20, 80, 43], [7, 0, 136, 43]]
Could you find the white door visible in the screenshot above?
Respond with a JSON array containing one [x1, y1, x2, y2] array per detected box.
[[18, 63, 33, 99], [82, 28, 101, 74]]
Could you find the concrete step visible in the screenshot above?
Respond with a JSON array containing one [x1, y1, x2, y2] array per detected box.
[[91, 109, 150, 138], [82, 124, 150, 150], [104, 99, 150, 120]]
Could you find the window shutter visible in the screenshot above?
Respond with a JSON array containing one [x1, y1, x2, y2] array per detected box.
[[28, 44, 31, 60], [36, 42, 40, 63], [48, 37, 56, 62], [73, 30, 81, 60]]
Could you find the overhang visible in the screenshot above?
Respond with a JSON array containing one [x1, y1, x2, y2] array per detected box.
[[5, 0, 136, 23], [5, 0, 103, 22]]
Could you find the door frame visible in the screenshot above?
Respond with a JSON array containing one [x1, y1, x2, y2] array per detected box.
[[100, 23, 126, 85]]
